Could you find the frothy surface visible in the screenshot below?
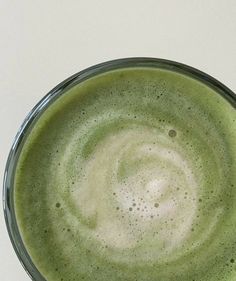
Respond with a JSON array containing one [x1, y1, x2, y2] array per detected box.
[[14, 67, 236, 281]]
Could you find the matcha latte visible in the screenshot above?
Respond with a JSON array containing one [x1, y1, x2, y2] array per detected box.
[[4, 59, 236, 281]]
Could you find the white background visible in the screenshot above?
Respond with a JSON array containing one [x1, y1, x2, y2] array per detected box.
[[0, 1, 236, 280]]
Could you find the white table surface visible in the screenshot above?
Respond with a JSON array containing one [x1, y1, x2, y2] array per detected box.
[[0, 1, 236, 280]]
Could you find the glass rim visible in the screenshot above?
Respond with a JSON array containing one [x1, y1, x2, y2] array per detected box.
[[2, 57, 236, 281]]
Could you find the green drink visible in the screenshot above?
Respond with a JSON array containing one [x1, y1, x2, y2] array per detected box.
[[4, 59, 236, 281]]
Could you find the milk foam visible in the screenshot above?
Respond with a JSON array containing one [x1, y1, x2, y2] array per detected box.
[[14, 67, 236, 281]]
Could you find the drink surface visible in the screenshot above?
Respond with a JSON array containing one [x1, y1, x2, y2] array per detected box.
[[14, 67, 236, 281]]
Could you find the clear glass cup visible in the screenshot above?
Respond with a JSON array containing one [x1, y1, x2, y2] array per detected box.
[[3, 58, 236, 281]]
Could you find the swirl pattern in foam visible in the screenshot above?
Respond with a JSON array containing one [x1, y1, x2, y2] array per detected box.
[[14, 67, 236, 281]]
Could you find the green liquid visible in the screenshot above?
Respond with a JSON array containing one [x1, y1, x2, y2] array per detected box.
[[14, 67, 236, 281]]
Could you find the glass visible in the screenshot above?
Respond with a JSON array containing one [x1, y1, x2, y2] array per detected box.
[[3, 57, 236, 281]]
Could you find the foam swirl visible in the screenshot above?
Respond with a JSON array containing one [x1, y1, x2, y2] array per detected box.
[[54, 114, 224, 265]]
